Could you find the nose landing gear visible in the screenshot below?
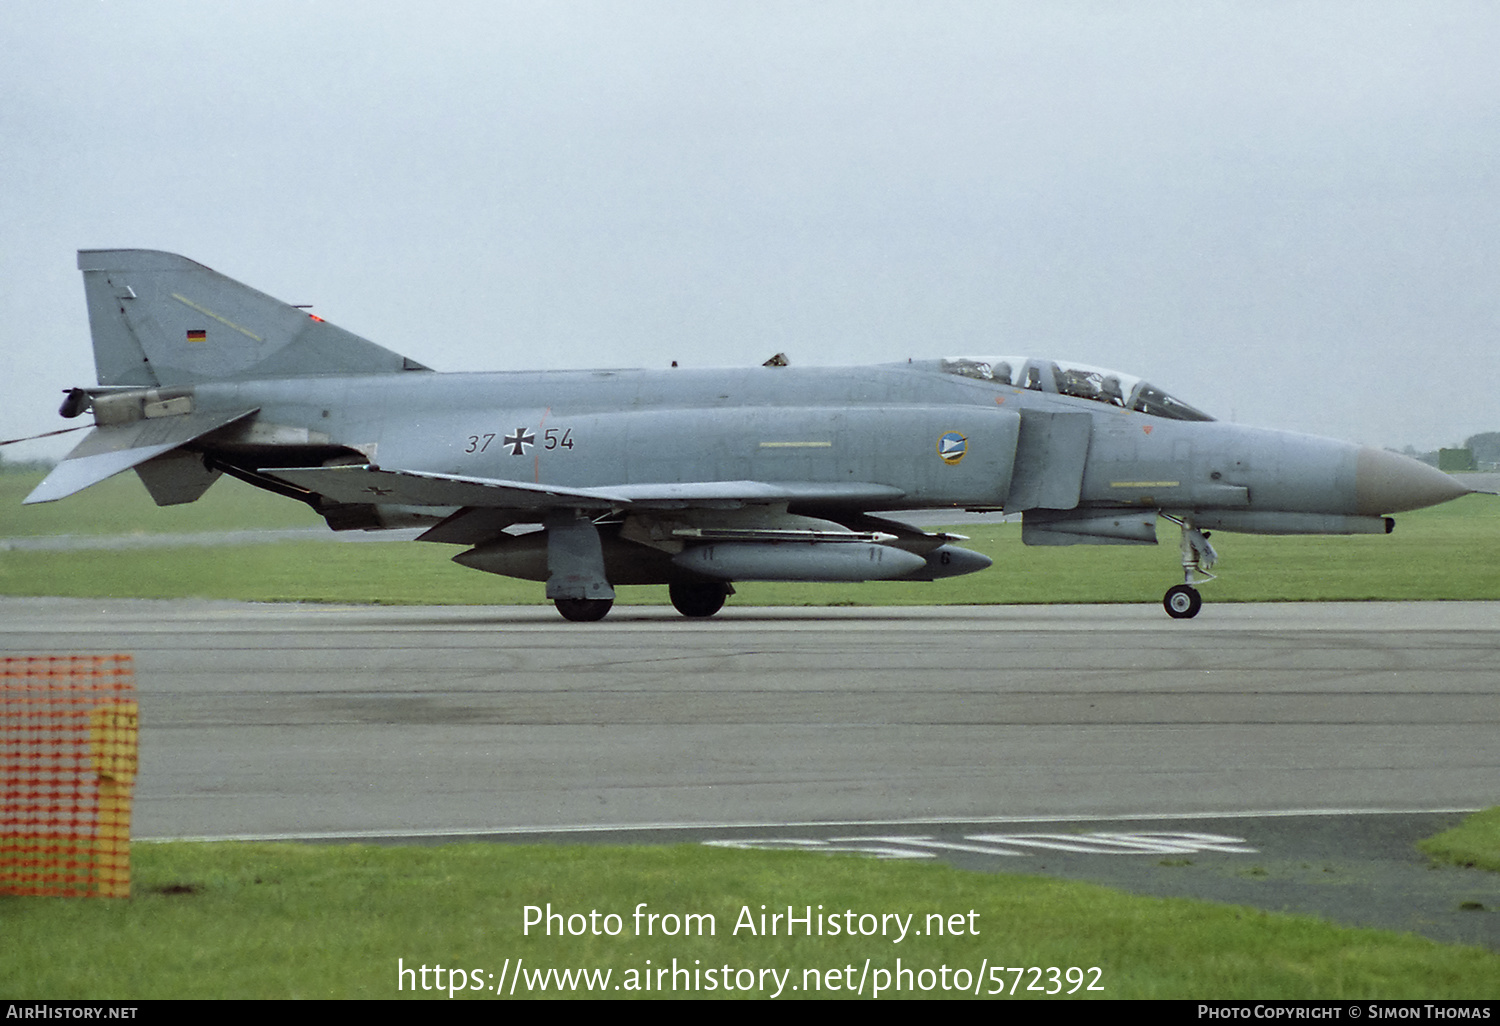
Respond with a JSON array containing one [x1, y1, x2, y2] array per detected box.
[[1161, 516, 1216, 619], [1163, 584, 1202, 619]]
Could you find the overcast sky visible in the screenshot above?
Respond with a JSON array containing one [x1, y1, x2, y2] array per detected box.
[[3, 1, 1497, 470]]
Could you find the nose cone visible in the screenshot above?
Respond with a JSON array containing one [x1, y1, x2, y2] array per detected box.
[[1355, 447, 1471, 514]]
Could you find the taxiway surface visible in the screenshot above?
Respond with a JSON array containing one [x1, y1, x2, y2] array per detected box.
[[2, 598, 1495, 840]]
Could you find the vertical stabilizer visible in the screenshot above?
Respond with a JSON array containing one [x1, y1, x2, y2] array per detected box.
[[77, 249, 431, 386]]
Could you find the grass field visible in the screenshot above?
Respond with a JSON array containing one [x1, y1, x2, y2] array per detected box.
[[1420, 808, 1500, 874], [3, 841, 1497, 1000], [3, 469, 1498, 605]]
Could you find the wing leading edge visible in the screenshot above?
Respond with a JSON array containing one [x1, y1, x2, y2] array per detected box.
[[261, 464, 905, 511]]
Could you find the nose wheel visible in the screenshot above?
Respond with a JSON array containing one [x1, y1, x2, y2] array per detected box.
[[1163, 584, 1202, 619], [1161, 516, 1216, 619]]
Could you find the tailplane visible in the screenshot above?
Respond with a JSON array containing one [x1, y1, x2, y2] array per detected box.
[[78, 249, 430, 386]]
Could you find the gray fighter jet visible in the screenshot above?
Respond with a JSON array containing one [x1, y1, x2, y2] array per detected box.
[[26, 250, 1472, 620]]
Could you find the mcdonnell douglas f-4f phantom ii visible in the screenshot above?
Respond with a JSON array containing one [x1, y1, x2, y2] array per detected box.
[[26, 250, 1473, 621]]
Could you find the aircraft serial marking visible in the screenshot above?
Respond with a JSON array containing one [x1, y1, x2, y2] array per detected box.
[[467, 429, 573, 455]]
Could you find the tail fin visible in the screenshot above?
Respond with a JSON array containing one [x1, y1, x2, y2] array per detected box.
[[78, 249, 431, 386]]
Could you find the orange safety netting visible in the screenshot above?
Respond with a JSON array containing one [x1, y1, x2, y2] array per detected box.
[[1, 654, 137, 898]]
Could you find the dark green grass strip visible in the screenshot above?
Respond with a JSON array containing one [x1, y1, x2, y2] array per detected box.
[[3, 842, 1496, 999], [1419, 809, 1500, 874]]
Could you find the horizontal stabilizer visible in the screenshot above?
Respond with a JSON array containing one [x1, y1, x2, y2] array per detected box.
[[24, 408, 258, 504]]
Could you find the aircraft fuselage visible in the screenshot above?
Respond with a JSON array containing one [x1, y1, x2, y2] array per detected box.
[[185, 362, 1446, 531]]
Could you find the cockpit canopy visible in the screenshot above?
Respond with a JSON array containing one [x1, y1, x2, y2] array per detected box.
[[939, 356, 1214, 422]]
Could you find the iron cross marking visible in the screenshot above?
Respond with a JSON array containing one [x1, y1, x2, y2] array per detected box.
[[503, 427, 536, 456]]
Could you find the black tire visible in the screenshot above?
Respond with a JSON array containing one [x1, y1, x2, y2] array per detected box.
[[669, 582, 728, 618], [1163, 584, 1202, 619], [554, 597, 613, 622]]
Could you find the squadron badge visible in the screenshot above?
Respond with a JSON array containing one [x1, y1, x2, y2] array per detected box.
[[937, 431, 967, 465]]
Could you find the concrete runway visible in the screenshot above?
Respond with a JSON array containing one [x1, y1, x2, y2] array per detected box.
[[1, 598, 1495, 840]]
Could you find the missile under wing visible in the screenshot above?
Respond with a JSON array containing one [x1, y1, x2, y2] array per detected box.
[[25, 250, 1473, 620]]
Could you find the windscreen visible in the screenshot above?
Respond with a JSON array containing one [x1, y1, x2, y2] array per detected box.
[[939, 357, 1213, 421]]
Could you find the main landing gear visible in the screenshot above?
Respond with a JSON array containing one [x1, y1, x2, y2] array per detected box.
[[554, 598, 613, 622], [669, 581, 731, 618], [555, 585, 731, 620], [1161, 516, 1217, 620]]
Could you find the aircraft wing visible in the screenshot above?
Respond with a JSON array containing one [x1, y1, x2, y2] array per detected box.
[[262, 464, 906, 513], [262, 465, 632, 509], [23, 408, 259, 504]]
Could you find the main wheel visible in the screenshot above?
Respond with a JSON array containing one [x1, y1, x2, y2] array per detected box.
[[669, 581, 728, 618], [554, 597, 613, 622], [1163, 584, 1202, 619]]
